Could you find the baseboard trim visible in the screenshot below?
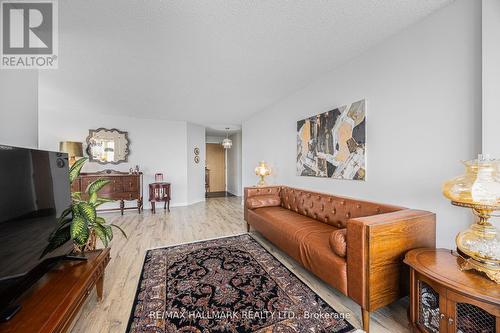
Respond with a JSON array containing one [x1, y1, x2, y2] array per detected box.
[[187, 198, 206, 206]]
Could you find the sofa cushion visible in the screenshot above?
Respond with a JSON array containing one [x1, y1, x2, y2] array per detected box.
[[329, 229, 347, 258], [248, 206, 348, 295], [298, 231, 348, 295], [251, 207, 334, 253], [246, 194, 281, 209]]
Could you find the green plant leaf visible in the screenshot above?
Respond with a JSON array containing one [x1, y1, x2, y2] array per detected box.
[[40, 225, 71, 258], [69, 157, 87, 183], [70, 215, 89, 245], [86, 179, 110, 195], [111, 224, 127, 239], [94, 223, 108, 247], [89, 192, 97, 204], [58, 207, 72, 224], [55, 217, 73, 230], [71, 204, 80, 218], [77, 202, 96, 223], [105, 225, 113, 241], [71, 191, 82, 201], [93, 198, 114, 207]]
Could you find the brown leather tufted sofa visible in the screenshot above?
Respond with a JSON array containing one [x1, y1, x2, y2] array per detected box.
[[244, 185, 436, 332]]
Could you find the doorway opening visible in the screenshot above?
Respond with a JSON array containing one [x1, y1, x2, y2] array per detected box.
[[205, 143, 230, 198], [205, 128, 242, 198]]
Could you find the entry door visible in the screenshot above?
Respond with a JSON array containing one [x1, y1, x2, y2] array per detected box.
[[206, 143, 225, 192]]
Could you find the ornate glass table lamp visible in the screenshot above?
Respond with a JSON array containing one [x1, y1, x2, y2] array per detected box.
[[255, 161, 271, 186], [442, 155, 500, 283]]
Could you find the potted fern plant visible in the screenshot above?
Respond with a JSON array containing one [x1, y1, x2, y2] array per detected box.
[[42, 158, 126, 257]]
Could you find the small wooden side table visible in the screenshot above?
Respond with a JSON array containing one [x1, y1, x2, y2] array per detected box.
[[149, 182, 171, 213], [404, 248, 500, 333]]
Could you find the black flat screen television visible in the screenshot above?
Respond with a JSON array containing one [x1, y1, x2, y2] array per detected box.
[[0, 145, 73, 319]]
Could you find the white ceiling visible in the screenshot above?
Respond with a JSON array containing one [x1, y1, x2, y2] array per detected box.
[[41, 0, 453, 127], [205, 125, 241, 137]]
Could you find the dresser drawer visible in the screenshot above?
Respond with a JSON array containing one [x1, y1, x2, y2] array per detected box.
[[106, 177, 124, 192], [122, 176, 139, 192], [80, 177, 100, 192], [82, 177, 123, 193], [71, 178, 81, 193]]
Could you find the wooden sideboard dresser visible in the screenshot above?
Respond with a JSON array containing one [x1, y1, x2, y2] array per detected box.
[[72, 170, 143, 215]]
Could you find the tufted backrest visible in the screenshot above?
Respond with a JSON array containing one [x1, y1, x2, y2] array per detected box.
[[280, 187, 404, 228], [246, 186, 282, 198]]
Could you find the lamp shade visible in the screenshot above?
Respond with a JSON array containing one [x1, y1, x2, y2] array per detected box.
[[442, 156, 500, 208], [255, 161, 271, 177], [59, 141, 83, 158]]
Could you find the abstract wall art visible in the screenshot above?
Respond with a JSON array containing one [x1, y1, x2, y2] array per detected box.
[[297, 99, 366, 180]]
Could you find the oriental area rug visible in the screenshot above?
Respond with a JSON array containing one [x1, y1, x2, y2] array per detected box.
[[127, 234, 355, 333]]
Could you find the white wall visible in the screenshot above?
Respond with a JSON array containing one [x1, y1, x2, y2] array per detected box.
[[187, 123, 206, 204], [242, 0, 482, 249], [482, 0, 500, 157], [227, 132, 242, 196], [38, 108, 190, 208], [206, 135, 224, 144], [0, 71, 38, 148]]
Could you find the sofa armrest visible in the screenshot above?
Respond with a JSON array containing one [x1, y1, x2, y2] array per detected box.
[[346, 209, 436, 311], [244, 186, 282, 221]]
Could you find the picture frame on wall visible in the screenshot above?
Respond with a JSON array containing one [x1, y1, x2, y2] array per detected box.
[[296, 99, 366, 181]]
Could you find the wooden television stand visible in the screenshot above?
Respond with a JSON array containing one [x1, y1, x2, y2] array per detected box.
[[0, 248, 110, 333]]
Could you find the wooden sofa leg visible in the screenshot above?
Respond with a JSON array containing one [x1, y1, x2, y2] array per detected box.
[[246, 222, 250, 232], [362, 308, 370, 332]]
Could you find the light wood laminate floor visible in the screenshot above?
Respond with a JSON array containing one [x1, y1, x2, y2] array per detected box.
[[70, 197, 409, 333]]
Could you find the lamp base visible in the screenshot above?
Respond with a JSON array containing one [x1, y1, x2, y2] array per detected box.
[[457, 252, 500, 284], [256, 176, 267, 187]]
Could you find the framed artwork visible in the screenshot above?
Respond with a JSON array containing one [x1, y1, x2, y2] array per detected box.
[[296, 99, 366, 180]]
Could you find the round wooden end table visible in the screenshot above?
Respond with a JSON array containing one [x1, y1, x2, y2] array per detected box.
[[404, 248, 500, 333]]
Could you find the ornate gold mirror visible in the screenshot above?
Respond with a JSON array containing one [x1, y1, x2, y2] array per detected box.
[[86, 128, 130, 164]]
